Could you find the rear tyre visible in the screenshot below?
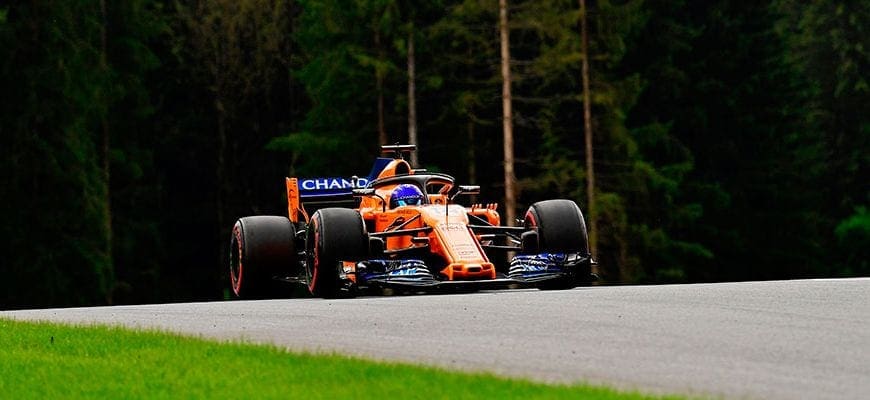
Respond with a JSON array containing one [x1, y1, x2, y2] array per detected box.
[[524, 199, 592, 289], [305, 208, 368, 298], [230, 216, 296, 298]]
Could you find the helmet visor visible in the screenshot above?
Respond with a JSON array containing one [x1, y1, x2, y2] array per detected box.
[[396, 197, 422, 207]]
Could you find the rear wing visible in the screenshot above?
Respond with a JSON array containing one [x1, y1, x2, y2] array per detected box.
[[285, 157, 394, 223]]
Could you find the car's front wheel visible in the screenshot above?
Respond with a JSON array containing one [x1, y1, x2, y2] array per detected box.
[[524, 199, 592, 289], [305, 208, 368, 298]]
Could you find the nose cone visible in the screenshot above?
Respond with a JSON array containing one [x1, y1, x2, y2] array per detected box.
[[440, 263, 496, 280]]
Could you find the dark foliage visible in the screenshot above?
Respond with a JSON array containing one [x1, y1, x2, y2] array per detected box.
[[1, 0, 866, 308]]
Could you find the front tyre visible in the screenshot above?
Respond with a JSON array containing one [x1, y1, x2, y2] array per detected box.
[[230, 216, 296, 298], [524, 199, 592, 289], [305, 208, 368, 298]]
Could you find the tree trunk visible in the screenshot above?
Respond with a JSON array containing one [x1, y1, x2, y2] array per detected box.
[[375, 30, 387, 146], [99, 0, 114, 302], [216, 99, 227, 280], [407, 28, 418, 167], [499, 0, 516, 226], [467, 120, 476, 185], [580, 0, 597, 261]]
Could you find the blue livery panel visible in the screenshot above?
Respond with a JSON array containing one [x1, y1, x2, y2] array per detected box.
[[508, 253, 588, 280], [298, 157, 393, 198]]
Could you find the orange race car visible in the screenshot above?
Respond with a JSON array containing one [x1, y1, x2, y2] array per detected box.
[[229, 144, 595, 298]]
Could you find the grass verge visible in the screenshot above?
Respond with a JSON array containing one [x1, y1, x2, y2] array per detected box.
[[0, 318, 684, 399]]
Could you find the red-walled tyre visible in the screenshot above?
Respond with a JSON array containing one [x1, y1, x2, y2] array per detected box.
[[305, 208, 368, 298], [524, 199, 591, 289], [229, 216, 296, 298]]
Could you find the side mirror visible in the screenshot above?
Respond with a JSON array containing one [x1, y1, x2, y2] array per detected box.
[[353, 188, 386, 212], [352, 188, 376, 196], [457, 185, 480, 195], [451, 185, 481, 202]]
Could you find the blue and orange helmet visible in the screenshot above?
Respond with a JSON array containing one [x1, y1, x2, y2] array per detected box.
[[390, 184, 425, 208]]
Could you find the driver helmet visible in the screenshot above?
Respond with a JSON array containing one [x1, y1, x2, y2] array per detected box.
[[390, 184, 425, 208]]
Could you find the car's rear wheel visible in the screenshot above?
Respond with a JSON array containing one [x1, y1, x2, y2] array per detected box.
[[524, 199, 592, 289], [305, 208, 368, 298], [230, 216, 296, 298]]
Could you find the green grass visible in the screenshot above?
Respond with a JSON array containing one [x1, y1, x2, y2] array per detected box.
[[0, 318, 683, 399]]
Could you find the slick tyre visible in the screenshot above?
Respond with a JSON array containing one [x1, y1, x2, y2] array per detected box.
[[230, 216, 296, 298], [524, 199, 592, 289], [305, 208, 368, 298], [525, 199, 589, 253]]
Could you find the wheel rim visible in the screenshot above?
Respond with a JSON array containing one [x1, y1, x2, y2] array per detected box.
[[305, 219, 319, 294], [230, 224, 244, 296]]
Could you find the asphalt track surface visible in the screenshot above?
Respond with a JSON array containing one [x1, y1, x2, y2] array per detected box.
[[5, 278, 869, 400]]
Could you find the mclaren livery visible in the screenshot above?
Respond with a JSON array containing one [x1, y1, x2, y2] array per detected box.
[[229, 145, 595, 298]]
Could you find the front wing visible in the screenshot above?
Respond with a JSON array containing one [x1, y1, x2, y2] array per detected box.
[[348, 253, 592, 292]]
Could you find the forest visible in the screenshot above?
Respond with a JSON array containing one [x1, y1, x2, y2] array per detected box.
[[0, 0, 867, 309]]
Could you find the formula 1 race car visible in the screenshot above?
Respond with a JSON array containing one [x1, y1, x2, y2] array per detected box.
[[229, 145, 594, 298]]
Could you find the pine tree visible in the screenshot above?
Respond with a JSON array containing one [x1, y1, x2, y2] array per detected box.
[[0, 2, 114, 307], [629, 1, 830, 281], [777, 0, 870, 277]]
